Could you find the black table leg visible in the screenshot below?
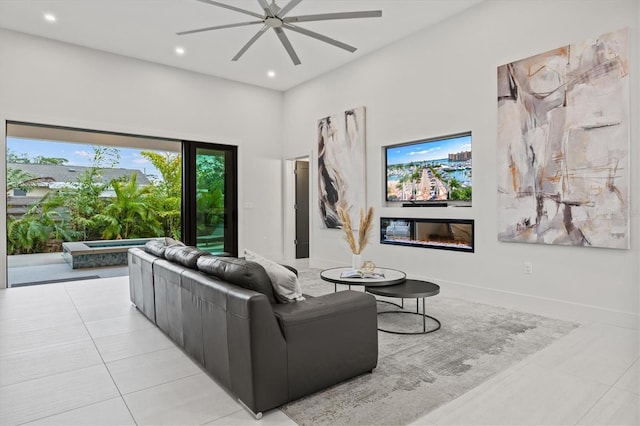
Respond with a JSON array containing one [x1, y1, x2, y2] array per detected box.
[[375, 297, 440, 335]]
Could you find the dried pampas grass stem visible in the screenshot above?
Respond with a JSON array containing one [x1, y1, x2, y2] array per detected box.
[[337, 207, 358, 254], [358, 207, 374, 253], [337, 206, 374, 255]]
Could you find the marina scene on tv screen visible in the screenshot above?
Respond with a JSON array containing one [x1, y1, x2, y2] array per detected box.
[[386, 133, 472, 202]]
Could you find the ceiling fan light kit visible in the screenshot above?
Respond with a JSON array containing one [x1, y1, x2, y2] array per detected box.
[[177, 0, 382, 65]]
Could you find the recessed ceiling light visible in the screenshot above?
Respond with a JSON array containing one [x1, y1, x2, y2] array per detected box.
[[44, 13, 56, 23], [175, 47, 185, 56], [267, 70, 276, 78]]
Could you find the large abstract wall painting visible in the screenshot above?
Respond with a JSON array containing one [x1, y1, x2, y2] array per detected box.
[[318, 106, 366, 229], [497, 28, 630, 249]]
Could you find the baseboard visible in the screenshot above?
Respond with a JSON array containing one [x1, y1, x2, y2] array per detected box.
[[309, 257, 639, 330], [435, 278, 639, 330]]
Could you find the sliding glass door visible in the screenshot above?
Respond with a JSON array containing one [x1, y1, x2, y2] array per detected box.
[[183, 142, 237, 256], [4, 121, 182, 287], [3, 121, 238, 288]]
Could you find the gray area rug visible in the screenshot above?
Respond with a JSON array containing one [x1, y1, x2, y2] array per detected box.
[[281, 268, 578, 425]]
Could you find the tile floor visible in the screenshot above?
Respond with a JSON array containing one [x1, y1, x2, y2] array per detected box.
[[0, 274, 638, 425]]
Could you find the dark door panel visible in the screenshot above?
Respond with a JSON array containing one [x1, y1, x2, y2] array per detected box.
[[295, 160, 309, 259], [183, 142, 237, 257]]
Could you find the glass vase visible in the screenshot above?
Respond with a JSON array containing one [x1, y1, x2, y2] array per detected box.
[[351, 253, 362, 271]]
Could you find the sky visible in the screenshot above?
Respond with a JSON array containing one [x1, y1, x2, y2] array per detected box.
[[7, 138, 167, 178], [386, 134, 472, 165]]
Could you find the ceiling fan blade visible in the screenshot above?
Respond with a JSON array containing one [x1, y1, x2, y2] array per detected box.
[[283, 23, 356, 53], [195, 0, 264, 19], [274, 27, 301, 65], [277, 0, 304, 18], [232, 25, 269, 61], [285, 10, 382, 23], [256, 0, 276, 17], [177, 20, 263, 36]]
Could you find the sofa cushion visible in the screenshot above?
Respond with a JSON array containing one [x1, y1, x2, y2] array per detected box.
[[144, 239, 168, 257], [144, 237, 185, 258], [164, 245, 211, 268], [164, 237, 185, 247], [244, 249, 305, 303], [197, 256, 278, 304]]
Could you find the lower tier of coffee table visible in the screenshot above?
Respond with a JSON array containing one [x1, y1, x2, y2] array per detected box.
[[375, 299, 441, 335], [366, 279, 441, 335]]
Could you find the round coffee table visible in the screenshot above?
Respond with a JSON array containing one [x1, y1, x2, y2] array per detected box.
[[366, 279, 441, 335], [320, 267, 406, 292]]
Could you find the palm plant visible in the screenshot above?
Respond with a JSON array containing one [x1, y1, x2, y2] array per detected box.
[[7, 214, 49, 254], [7, 192, 73, 254], [448, 177, 461, 190], [62, 147, 118, 240], [7, 168, 37, 193], [141, 151, 182, 239], [95, 173, 162, 239], [39, 193, 74, 241]]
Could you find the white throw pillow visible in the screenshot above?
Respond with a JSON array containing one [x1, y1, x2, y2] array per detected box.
[[244, 249, 305, 302]]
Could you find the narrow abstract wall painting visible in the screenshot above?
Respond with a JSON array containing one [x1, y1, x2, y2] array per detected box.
[[318, 106, 366, 229], [497, 28, 630, 249]]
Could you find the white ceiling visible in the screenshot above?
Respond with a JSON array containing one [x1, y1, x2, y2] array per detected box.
[[0, 0, 483, 91]]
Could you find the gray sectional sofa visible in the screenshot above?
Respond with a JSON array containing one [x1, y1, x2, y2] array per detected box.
[[128, 242, 378, 418]]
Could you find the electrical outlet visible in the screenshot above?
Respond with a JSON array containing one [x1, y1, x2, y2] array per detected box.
[[523, 261, 533, 274]]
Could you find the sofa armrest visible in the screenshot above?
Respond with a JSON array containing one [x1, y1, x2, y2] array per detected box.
[[272, 290, 378, 400], [272, 290, 372, 331]]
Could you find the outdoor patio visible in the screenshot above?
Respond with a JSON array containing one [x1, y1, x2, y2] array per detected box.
[[7, 252, 128, 287]]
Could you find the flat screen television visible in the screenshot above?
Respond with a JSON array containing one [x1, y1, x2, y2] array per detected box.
[[384, 132, 472, 205]]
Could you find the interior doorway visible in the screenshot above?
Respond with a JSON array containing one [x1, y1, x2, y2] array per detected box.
[[294, 159, 309, 259]]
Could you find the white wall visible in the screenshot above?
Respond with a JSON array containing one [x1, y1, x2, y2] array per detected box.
[[282, 0, 639, 327], [0, 29, 285, 287]]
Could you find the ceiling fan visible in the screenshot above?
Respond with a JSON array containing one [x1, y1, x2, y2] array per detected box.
[[177, 0, 382, 65]]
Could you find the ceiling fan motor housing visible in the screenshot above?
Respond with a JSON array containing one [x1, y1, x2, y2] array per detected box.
[[264, 17, 283, 28]]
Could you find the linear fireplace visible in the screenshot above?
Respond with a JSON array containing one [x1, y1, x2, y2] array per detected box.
[[380, 217, 474, 253]]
